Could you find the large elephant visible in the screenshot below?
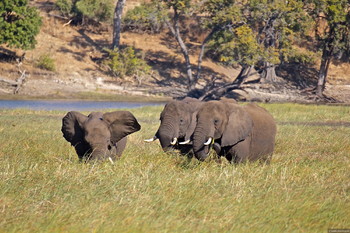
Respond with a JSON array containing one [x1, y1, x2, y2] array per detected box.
[[61, 111, 141, 161], [192, 100, 276, 163], [145, 97, 202, 154]]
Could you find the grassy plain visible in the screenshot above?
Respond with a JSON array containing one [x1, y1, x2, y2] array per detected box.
[[0, 103, 349, 232]]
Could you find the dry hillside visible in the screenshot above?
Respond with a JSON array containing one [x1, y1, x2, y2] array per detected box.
[[0, 0, 349, 102]]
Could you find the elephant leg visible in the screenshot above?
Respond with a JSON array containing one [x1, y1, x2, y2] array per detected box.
[[115, 137, 127, 159], [228, 139, 250, 163]]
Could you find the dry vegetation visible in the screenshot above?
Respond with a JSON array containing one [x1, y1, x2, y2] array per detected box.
[[0, 0, 349, 102]]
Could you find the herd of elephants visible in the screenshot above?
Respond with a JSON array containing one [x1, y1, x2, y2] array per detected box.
[[61, 97, 277, 164]]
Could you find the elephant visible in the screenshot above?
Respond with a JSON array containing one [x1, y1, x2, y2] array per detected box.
[[191, 100, 276, 163], [145, 97, 202, 155], [61, 111, 141, 161]]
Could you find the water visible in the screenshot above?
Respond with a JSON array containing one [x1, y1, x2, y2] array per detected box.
[[0, 100, 163, 111]]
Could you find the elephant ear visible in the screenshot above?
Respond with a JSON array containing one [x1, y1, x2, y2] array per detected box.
[[61, 111, 87, 146], [103, 111, 141, 143], [221, 106, 253, 147]]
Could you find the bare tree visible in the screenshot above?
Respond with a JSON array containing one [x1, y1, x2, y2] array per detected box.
[[164, 6, 195, 91]]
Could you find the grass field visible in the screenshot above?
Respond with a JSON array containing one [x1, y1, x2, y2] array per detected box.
[[0, 103, 349, 232]]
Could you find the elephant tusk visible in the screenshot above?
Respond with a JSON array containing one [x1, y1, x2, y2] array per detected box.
[[108, 157, 115, 165], [179, 139, 191, 145], [170, 137, 177, 145], [204, 137, 213, 145], [144, 136, 158, 142]]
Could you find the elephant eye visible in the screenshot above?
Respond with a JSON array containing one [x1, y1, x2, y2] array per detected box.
[[214, 119, 219, 124], [99, 117, 103, 121]]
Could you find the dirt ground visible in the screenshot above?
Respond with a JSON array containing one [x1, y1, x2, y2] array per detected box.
[[0, 0, 349, 103]]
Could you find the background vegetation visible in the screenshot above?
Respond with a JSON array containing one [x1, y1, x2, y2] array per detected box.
[[0, 0, 42, 50], [0, 104, 349, 232]]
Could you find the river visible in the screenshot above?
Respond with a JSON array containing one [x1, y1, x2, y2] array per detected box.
[[0, 100, 163, 111]]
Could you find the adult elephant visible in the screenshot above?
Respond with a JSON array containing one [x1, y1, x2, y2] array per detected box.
[[145, 97, 202, 154], [61, 111, 140, 161], [192, 100, 276, 163]]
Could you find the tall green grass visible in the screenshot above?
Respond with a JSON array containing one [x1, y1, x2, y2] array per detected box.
[[0, 104, 349, 232]]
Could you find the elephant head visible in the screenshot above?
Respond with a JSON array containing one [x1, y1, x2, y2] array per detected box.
[[61, 111, 141, 161], [145, 97, 202, 153], [192, 100, 253, 161]]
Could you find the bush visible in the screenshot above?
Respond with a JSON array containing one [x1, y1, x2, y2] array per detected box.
[[36, 54, 56, 71], [287, 50, 317, 65], [55, 0, 74, 16], [0, 0, 42, 50], [55, 0, 113, 23], [104, 47, 150, 78], [123, 2, 166, 33]]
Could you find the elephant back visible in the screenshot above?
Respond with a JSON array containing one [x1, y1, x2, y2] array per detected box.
[[243, 103, 276, 161]]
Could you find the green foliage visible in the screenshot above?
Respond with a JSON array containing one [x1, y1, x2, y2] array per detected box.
[[286, 49, 317, 65], [0, 104, 350, 232], [55, 0, 114, 23], [0, 0, 42, 50], [306, 0, 350, 58], [104, 47, 151, 78], [203, 0, 312, 68], [123, 2, 166, 33], [75, 0, 113, 22], [208, 25, 262, 66], [55, 0, 74, 16], [36, 54, 56, 71], [162, 0, 191, 12]]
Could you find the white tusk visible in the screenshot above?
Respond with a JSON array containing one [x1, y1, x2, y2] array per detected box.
[[144, 136, 158, 142], [108, 157, 115, 165], [179, 139, 191, 145], [204, 137, 213, 145], [170, 137, 177, 145]]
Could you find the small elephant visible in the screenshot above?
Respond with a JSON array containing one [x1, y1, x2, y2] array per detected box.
[[192, 100, 276, 163], [61, 111, 141, 161], [145, 97, 202, 155]]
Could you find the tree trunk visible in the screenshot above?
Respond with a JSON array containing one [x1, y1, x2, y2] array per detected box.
[[316, 28, 335, 97], [260, 62, 277, 83], [165, 7, 195, 91], [316, 56, 331, 97], [112, 0, 126, 50], [196, 27, 219, 82]]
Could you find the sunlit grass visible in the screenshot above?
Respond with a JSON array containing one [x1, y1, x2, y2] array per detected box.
[[0, 103, 349, 232]]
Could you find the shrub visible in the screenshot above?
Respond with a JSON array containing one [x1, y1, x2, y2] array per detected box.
[[55, 0, 113, 23], [123, 2, 166, 33], [0, 0, 42, 50], [104, 47, 151, 78], [36, 54, 56, 71], [287, 50, 317, 65], [55, 0, 74, 16]]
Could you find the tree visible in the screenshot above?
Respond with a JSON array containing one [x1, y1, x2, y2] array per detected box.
[[0, 0, 42, 50], [112, 0, 126, 50], [203, 0, 308, 84], [157, 0, 197, 91], [306, 0, 350, 96]]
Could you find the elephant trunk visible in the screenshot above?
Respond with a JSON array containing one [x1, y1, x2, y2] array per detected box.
[[157, 115, 179, 151], [192, 122, 214, 161], [88, 142, 112, 160], [88, 150, 105, 160]]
